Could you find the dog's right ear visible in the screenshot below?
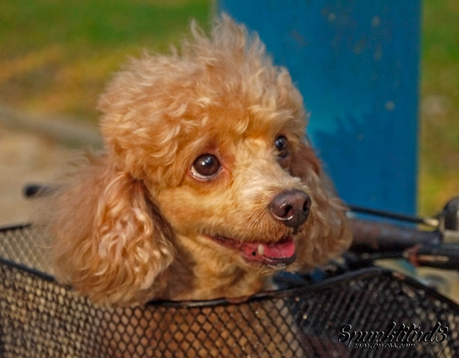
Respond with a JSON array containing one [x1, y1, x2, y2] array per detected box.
[[36, 154, 174, 307]]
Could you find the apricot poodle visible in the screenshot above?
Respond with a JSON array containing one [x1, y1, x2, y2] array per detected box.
[[36, 15, 352, 307]]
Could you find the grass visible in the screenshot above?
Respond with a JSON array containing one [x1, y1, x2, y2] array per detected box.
[[0, 0, 457, 215], [0, 0, 211, 118]]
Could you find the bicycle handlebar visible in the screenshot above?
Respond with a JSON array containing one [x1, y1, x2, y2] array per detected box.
[[349, 218, 459, 272], [405, 243, 459, 271], [349, 218, 441, 253]]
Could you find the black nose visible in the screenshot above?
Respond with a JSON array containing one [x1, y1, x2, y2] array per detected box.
[[269, 189, 311, 230]]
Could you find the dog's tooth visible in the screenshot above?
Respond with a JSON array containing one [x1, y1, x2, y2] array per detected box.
[[257, 244, 265, 256]]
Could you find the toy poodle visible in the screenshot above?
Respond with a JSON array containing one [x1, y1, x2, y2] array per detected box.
[[36, 15, 352, 307]]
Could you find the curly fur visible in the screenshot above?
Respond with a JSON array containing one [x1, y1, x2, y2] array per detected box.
[[36, 15, 352, 307]]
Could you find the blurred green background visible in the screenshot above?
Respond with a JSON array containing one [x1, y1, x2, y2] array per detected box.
[[0, 0, 457, 216]]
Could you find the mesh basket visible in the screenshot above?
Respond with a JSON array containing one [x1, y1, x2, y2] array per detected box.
[[1, 225, 459, 358]]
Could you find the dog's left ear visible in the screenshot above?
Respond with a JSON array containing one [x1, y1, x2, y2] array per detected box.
[[290, 142, 352, 269]]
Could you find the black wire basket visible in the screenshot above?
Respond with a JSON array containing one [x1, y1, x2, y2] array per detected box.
[[1, 225, 459, 358]]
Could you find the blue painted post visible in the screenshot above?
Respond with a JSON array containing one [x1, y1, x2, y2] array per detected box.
[[219, 1, 421, 215]]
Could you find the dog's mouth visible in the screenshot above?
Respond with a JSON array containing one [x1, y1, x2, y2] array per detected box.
[[209, 235, 296, 267]]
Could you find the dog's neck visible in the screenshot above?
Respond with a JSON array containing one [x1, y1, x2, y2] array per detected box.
[[163, 234, 266, 301]]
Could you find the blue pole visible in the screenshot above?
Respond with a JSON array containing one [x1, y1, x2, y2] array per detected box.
[[219, 1, 421, 214]]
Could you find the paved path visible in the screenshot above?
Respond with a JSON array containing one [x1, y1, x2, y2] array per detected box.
[[0, 124, 70, 226]]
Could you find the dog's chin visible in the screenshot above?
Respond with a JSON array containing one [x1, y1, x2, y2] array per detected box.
[[208, 235, 297, 269]]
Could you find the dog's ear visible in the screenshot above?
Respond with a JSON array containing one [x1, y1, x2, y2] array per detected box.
[[38, 155, 174, 306], [290, 142, 352, 270]]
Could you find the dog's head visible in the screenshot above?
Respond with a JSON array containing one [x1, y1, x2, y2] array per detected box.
[[45, 16, 351, 306]]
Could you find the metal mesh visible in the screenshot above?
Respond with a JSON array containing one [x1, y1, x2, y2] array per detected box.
[[0, 225, 52, 274], [1, 226, 459, 358]]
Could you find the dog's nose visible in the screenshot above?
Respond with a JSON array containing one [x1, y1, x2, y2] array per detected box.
[[269, 189, 311, 230]]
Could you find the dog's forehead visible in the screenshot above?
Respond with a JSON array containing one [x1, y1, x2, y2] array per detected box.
[[175, 78, 305, 138], [182, 69, 307, 145], [175, 104, 299, 150]]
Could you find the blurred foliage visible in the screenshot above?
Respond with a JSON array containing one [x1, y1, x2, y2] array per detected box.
[[0, 0, 211, 118], [420, 0, 459, 215], [0, 0, 457, 215]]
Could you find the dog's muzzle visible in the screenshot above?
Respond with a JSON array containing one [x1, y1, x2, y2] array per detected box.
[[269, 189, 311, 231]]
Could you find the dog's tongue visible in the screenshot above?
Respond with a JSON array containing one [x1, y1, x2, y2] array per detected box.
[[241, 238, 296, 263], [210, 235, 297, 266]]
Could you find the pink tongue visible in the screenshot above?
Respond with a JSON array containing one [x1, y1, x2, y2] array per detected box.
[[243, 239, 295, 259]]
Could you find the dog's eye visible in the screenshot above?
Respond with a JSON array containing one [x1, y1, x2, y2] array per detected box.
[[275, 136, 290, 158], [191, 154, 221, 179]]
